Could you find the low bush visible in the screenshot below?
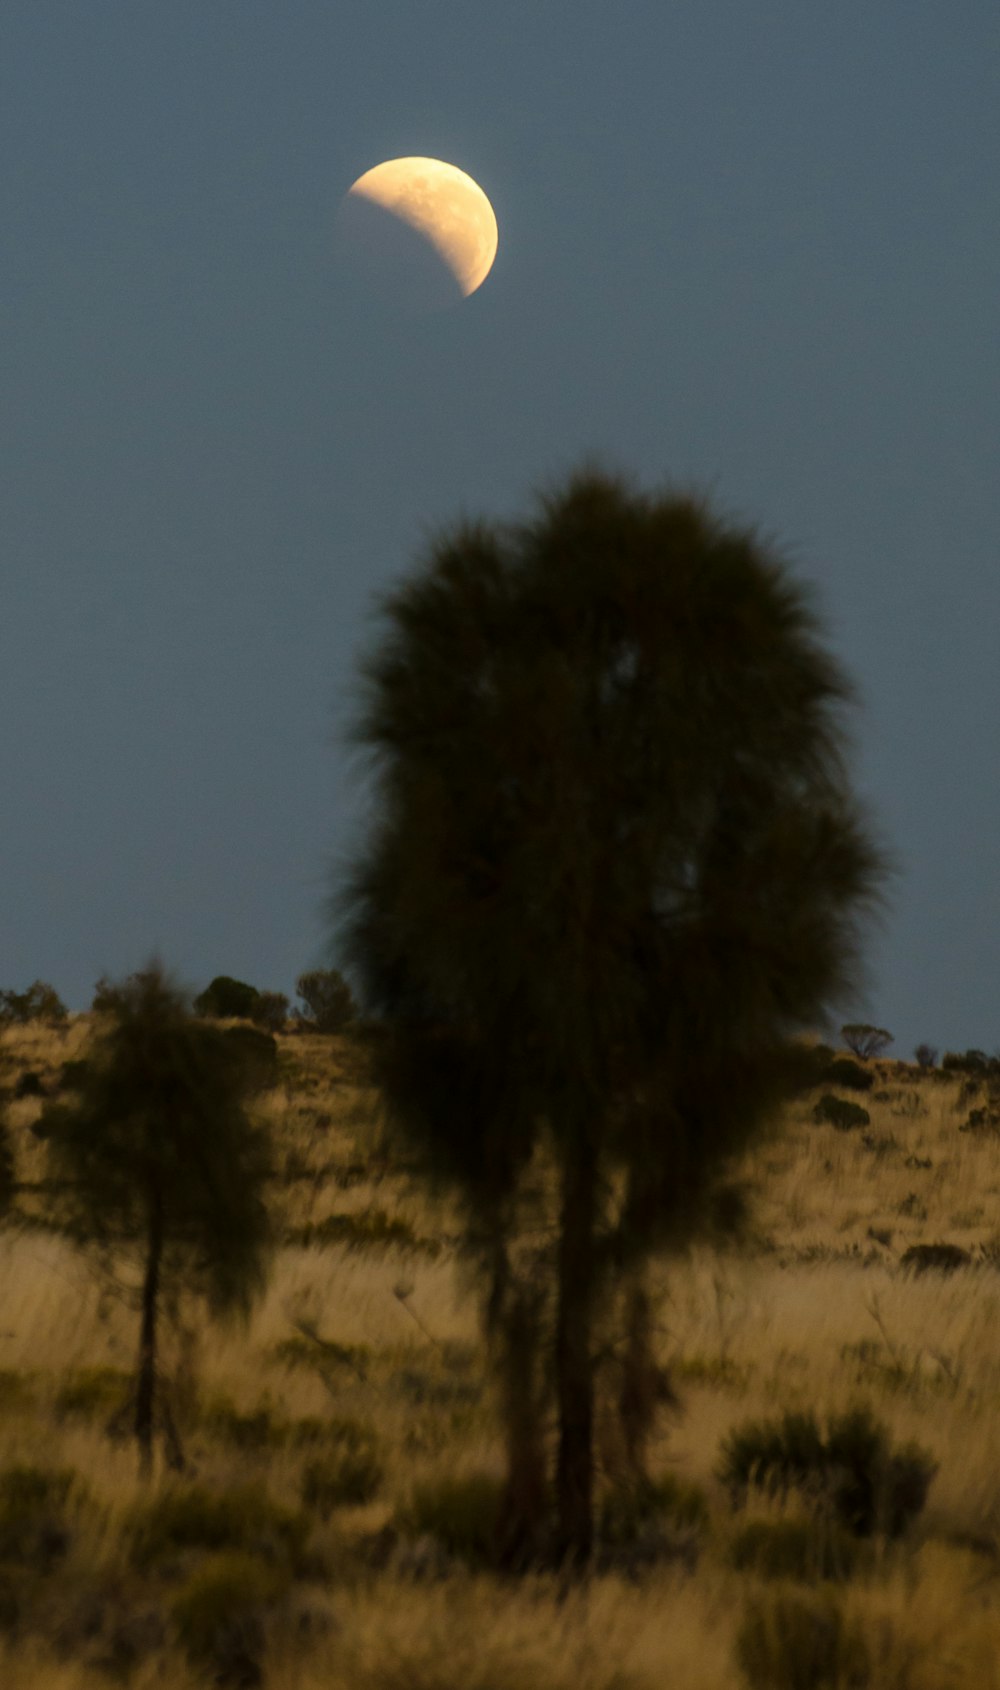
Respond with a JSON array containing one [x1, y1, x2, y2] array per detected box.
[[170, 1551, 289, 1684], [598, 1473, 708, 1546], [286, 1209, 440, 1256], [0, 1370, 36, 1411], [57, 1058, 91, 1092], [812, 1095, 870, 1131], [821, 1057, 874, 1092], [129, 1484, 311, 1577], [900, 1242, 971, 1275], [13, 1071, 45, 1099], [0, 982, 67, 1026], [0, 1465, 80, 1572], [201, 1395, 290, 1451], [394, 1472, 505, 1570], [194, 976, 261, 1021], [728, 1515, 865, 1581], [942, 1049, 997, 1075], [736, 1587, 869, 1690], [300, 1445, 383, 1518], [250, 991, 289, 1033], [54, 1367, 132, 1422], [220, 1024, 280, 1092], [269, 1337, 371, 1379], [717, 1405, 936, 1540]]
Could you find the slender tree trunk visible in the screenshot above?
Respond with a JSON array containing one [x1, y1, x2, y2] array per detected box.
[[135, 1189, 164, 1483], [554, 1133, 598, 1568]]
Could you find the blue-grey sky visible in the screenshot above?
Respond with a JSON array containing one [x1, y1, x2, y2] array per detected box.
[[2, 3, 997, 1060]]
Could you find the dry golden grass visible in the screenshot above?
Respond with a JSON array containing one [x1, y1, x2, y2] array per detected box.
[[1, 1016, 1000, 1686]]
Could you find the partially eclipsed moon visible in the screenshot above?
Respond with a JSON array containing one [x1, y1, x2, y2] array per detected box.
[[346, 157, 498, 297]]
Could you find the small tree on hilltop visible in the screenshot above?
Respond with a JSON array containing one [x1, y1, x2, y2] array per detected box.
[[914, 1043, 938, 1070], [0, 981, 67, 1026], [841, 1024, 893, 1061], [39, 963, 274, 1481], [330, 466, 899, 1568], [193, 976, 261, 1021], [250, 991, 289, 1033], [295, 969, 356, 1033]]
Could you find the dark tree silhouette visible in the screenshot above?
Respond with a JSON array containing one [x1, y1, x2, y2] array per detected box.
[[841, 1023, 894, 1061], [329, 466, 899, 1567], [40, 963, 274, 1481]]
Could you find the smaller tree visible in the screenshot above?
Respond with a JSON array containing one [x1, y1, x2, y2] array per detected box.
[[0, 981, 67, 1026], [250, 992, 289, 1034], [295, 970, 356, 1034], [194, 977, 261, 1021], [40, 964, 274, 1481], [841, 1024, 893, 1061], [913, 1043, 938, 1070]]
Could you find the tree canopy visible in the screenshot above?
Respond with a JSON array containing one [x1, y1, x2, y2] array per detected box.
[[328, 466, 900, 1563]]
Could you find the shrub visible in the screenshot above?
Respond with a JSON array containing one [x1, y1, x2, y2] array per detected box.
[[812, 1095, 870, 1131], [57, 1058, 91, 1092], [0, 1370, 36, 1411], [300, 1446, 383, 1518], [219, 1024, 279, 1091], [201, 1395, 290, 1451], [942, 1049, 994, 1075], [0, 1465, 79, 1571], [129, 1484, 310, 1576], [914, 1043, 938, 1069], [394, 1473, 505, 1569], [728, 1515, 864, 1582], [194, 976, 261, 1021], [736, 1587, 869, 1690], [250, 991, 289, 1033], [286, 1209, 439, 1255], [54, 1367, 132, 1422], [821, 1057, 874, 1092], [170, 1551, 289, 1683], [900, 1242, 971, 1275], [718, 1405, 936, 1539], [295, 969, 356, 1034], [598, 1473, 708, 1546], [840, 1024, 893, 1060], [0, 982, 67, 1026]]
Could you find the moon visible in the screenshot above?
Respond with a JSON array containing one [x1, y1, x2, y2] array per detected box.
[[343, 157, 498, 300]]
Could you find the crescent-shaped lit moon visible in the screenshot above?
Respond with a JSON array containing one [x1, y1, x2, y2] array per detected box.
[[346, 157, 498, 297]]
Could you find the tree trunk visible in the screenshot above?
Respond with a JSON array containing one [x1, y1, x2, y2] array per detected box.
[[554, 1134, 598, 1568], [135, 1188, 164, 1483]]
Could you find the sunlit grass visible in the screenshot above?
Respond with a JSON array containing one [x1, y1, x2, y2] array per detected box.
[[2, 1017, 1000, 1684]]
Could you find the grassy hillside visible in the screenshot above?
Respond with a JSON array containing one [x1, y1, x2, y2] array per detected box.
[[1, 1015, 999, 1688]]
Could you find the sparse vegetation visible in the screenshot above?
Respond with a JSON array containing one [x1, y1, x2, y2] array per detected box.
[[717, 1404, 936, 1539], [841, 1024, 893, 1060], [0, 981, 67, 1026], [0, 1002, 998, 1686], [812, 1094, 871, 1131]]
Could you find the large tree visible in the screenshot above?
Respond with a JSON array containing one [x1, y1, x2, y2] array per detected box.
[[40, 964, 274, 1480], [329, 467, 899, 1566]]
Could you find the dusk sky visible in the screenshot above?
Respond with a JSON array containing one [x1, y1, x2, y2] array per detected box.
[[2, 4, 997, 1061]]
